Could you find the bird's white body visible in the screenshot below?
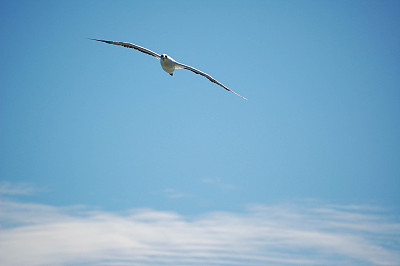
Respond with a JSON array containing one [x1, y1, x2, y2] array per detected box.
[[160, 54, 180, 76], [91, 39, 247, 100]]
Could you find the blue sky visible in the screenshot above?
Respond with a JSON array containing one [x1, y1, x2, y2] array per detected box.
[[1, 0, 399, 265]]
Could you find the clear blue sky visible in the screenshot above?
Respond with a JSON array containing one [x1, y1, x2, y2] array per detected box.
[[1, 1, 399, 265]]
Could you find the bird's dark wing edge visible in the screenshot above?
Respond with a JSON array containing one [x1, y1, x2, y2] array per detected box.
[[90, 39, 161, 59], [176, 62, 247, 100]]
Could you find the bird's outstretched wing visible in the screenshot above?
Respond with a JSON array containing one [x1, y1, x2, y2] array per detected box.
[[175, 62, 247, 100], [90, 39, 161, 59]]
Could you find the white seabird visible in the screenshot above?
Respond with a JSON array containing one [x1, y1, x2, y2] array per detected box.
[[91, 39, 247, 100]]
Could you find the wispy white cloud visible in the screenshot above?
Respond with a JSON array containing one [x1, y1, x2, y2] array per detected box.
[[201, 177, 236, 191], [163, 188, 187, 199], [0, 182, 36, 196], [0, 198, 399, 265]]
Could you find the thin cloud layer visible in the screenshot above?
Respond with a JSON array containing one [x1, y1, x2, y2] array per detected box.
[[0, 182, 36, 196], [0, 199, 399, 265], [201, 178, 236, 191]]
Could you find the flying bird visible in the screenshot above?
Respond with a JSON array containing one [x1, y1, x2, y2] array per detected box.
[[90, 39, 247, 100]]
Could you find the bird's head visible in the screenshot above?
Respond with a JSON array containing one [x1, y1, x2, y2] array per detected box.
[[161, 54, 168, 60]]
